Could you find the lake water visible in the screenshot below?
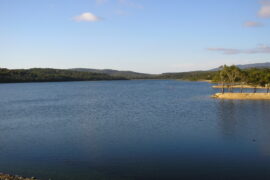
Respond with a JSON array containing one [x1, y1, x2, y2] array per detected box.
[[0, 80, 270, 180]]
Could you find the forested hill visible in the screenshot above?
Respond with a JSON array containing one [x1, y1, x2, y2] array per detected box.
[[0, 68, 127, 83], [70, 68, 155, 79], [0, 68, 226, 83], [70, 68, 218, 80], [2, 63, 270, 83], [0, 68, 216, 83]]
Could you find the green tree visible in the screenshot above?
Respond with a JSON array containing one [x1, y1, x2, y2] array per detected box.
[[213, 65, 229, 93], [239, 70, 248, 93], [262, 70, 270, 93], [216, 65, 242, 93], [247, 69, 263, 93]]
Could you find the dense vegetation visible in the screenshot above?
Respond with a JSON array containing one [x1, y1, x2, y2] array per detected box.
[[213, 65, 270, 93], [0, 68, 127, 83], [158, 71, 217, 81]]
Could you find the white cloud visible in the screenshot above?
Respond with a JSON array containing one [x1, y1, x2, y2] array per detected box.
[[207, 45, 270, 55], [244, 21, 263, 27], [73, 12, 102, 22], [258, 1, 270, 18]]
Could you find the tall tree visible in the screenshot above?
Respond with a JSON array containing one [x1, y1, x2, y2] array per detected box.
[[263, 70, 270, 93], [239, 71, 248, 93], [247, 69, 263, 93], [217, 65, 241, 93], [213, 65, 230, 93]]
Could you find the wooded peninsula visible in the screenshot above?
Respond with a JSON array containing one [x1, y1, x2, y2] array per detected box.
[[211, 65, 270, 100]]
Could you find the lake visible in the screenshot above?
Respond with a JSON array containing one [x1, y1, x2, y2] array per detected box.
[[0, 80, 270, 180]]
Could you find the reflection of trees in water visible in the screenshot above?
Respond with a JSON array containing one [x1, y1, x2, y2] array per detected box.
[[217, 100, 237, 138], [217, 100, 270, 156]]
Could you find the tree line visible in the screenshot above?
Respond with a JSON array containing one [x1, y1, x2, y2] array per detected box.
[[213, 65, 270, 93], [158, 71, 216, 81], [1, 66, 269, 86], [0, 68, 127, 83]]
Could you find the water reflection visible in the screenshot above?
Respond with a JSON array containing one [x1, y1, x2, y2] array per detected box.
[[217, 100, 238, 138], [217, 99, 270, 157]]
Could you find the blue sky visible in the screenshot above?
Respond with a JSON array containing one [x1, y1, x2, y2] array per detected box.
[[0, 0, 270, 73]]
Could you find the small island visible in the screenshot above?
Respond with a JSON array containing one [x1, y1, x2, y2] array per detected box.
[[212, 65, 270, 100]]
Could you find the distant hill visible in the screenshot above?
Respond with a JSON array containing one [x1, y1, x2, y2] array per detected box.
[[2, 62, 269, 83], [210, 62, 270, 71], [70, 68, 155, 79]]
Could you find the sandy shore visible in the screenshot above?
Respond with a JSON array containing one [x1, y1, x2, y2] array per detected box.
[[198, 80, 212, 83], [0, 173, 38, 180], [212, 93, 270, 100], [212, 85, 267, 89]]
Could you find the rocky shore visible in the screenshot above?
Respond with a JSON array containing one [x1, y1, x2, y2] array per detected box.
[[212, 93, 270, 100], [0, 173, 38, 180]]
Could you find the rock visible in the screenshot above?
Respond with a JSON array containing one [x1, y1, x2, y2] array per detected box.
[[0, 173, 40, 180]]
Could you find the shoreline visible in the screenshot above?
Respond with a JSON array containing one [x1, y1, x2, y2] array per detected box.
[[212, 85, 267, 89], [0, 173, 38, 180], [212, 93, 270, 100]]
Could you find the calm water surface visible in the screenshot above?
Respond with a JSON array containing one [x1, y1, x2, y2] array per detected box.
[[0, 80, 270, 180]]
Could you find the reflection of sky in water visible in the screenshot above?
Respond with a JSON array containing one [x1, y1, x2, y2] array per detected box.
[[0, 81, 270, 179]]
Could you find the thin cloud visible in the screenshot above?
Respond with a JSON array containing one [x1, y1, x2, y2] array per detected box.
[[96, 0, 107, 5], [117, 0, 144, 9], [258, 0, 270, 18], [207, 45, 270, 55], [73, 12, 102, 22], [115, 10, 128, 16], [244, 21, 263, 27], [95, 0, 143, 8]]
